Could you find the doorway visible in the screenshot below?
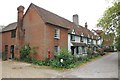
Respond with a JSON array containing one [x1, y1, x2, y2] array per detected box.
[[71, 46, 75, 55], [10, 45, 14, 59], [4, 45, 8, 60]]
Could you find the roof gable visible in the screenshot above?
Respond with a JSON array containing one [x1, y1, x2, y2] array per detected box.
[[30, 3, 97, 39]]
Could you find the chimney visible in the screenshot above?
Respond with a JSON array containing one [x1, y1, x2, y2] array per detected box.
[[73, 14, 79, 25], [17, 5, 25, 27], [85, 22, 88, 28]]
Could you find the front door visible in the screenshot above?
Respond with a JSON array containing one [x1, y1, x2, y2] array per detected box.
[[10, 45, 14, 59]]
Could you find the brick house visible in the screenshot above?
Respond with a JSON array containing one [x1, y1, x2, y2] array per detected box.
[[1, 3, 100, 60]]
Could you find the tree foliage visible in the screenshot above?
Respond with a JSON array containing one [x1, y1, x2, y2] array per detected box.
[[97, 2, 118, 32], [97, 1, 120, 50]]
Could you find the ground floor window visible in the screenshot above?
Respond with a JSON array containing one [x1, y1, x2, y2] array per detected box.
[[82, 46, 85, 53], [54, 46, 60, 54]]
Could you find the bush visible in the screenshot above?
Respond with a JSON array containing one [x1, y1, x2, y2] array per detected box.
[[18, 47, 102, 69], [87, 48, 93, 59], [51, 49, 77, 68], [20, 45, 31, 60]]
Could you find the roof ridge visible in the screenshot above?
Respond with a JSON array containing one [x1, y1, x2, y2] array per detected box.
[[3, 22, 17, 29], [31, 3, 76, 25]]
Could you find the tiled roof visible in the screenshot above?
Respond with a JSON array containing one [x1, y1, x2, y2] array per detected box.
[[2, 22, 17, 32], [31, 3, 97, 39], [2, 3, 97, 39]]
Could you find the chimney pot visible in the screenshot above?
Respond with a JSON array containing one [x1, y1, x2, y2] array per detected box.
[[17, 5, 24, 12], [17, 5, 25, 26], [73, 14, 79, 26], [85, 22, 88, 28]]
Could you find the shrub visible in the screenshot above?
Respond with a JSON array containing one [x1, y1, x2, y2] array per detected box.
[[20, 45, 38, 61], [87, 48, 93, 59], [51, 49, 77, 68], [20, 45, 31, 60]]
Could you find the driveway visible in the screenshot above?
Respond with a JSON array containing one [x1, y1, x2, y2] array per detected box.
[[2, 52, 118, 78]]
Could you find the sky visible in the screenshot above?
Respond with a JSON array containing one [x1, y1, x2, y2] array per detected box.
[[0, 0, 113, 30]]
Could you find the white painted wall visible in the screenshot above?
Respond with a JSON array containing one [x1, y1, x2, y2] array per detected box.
[[68, 34, 72, 52]]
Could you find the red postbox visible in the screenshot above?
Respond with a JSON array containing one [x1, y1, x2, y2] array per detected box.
[[48, 50, 51, 59]]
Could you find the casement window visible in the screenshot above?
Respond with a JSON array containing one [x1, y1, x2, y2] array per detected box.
[[11, 30, 16, 38], [54, 28, 60, 39], [71, 34, 75, 41], [54, 46, 60, 53]]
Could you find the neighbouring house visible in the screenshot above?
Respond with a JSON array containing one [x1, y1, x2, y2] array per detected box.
[[93, 29, 115, 51], [1, 3, 101, 60], [92, 30, 103, 47]]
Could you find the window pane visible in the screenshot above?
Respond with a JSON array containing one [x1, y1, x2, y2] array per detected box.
[[54, 28, 60, 39]]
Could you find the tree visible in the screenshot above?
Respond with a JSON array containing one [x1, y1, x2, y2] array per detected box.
[[97, 1, 120, 50]]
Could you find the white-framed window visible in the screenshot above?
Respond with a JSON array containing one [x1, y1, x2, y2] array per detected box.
[[54, 46, 60, 54], [54, 28, 60, 39]]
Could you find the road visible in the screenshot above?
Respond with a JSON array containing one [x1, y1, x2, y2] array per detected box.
[[1, 52, 118, 78], [58, 52, 118, 78]]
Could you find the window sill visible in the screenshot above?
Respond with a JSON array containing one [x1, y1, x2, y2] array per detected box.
[[54, 37, 60, 40]]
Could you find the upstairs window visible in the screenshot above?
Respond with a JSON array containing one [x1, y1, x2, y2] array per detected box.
[[54, 28, 60, 39], [71, 34, 75, 41], [11, 30, 16, 38]]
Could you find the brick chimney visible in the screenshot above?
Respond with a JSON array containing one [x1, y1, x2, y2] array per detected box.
[[73, 14, 79, 25], [17, 5, 25, 45], [85, 22, 88, 29], [17, 5, 24, 28]]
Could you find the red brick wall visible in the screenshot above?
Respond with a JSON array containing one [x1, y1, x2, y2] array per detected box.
[[23, 6, 68, 60], [45, 24, 68, 57], [1, 5, 68, 60], [2, 30, 17, 58], [23, 6, 47, 60]]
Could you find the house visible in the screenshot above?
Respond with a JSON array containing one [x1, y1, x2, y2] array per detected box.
[[1, 3, 100, 60], [68, 15, 98, 56], [92, 30, 103, 47]]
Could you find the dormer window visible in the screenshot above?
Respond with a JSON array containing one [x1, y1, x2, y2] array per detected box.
[[71, 34, 75, 41], [81, 33, 84, 36], [54, 28, 60, 39], [71, 29, 75, 34]]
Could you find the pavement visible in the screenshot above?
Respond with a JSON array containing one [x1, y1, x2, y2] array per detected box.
[[1, 52, 119, 78]]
